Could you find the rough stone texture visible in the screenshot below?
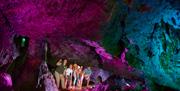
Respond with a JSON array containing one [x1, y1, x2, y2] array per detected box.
[[0, 0, 180, 90], [102, 0, 180, 90], [0, 72, 13, 91], [37, 61, 58, 91]]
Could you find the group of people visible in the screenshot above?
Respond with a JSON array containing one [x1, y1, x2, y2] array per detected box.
[[54, 58, 92, 90]]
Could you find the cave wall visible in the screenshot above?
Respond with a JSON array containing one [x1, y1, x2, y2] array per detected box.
[[0, 0, 180, 90], [101, 0, 180, 90]]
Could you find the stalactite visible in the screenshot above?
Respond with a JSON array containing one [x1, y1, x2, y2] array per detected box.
[[37, 61, 58, 91]]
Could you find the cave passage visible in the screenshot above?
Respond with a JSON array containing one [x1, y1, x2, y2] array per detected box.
[[0, 0, 180, 91]]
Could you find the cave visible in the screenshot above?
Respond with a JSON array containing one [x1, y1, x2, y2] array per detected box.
[[0, 0, 180, 91]]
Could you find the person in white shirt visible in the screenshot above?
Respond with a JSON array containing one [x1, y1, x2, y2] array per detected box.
[[65, 64, 73, 89]]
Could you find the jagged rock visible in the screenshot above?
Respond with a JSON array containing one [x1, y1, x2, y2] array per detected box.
[[0, 0, 180, 90]]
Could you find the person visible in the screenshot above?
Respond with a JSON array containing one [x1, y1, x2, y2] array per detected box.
[[65, 64, 73, 89], [78, 66, 84, 89], [62, 59, 67, 88], [76, 66, 81, 88], [54, 59, 66, 89], [63, 59, 67, 68], [83, 67, 92, 87], [72, 64, 78, 88]]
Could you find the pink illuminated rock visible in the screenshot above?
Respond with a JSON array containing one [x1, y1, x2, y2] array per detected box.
[[82, 39, 144, 81], [37, 61, 58, 91], [0, 72, 13, 91], [82, 39, 113, 60]]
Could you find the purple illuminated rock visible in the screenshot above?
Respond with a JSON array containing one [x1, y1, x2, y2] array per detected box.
[[82, 39, 144, 81], [37, 61, 58, 91], [0, 72, 13, 91], [82, 39, 113, 61]]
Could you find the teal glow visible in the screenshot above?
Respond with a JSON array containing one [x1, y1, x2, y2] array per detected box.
[[21, 38, 26, 47]]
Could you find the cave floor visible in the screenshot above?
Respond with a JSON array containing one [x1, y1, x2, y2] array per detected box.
[[61, 85, 94, 91]]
